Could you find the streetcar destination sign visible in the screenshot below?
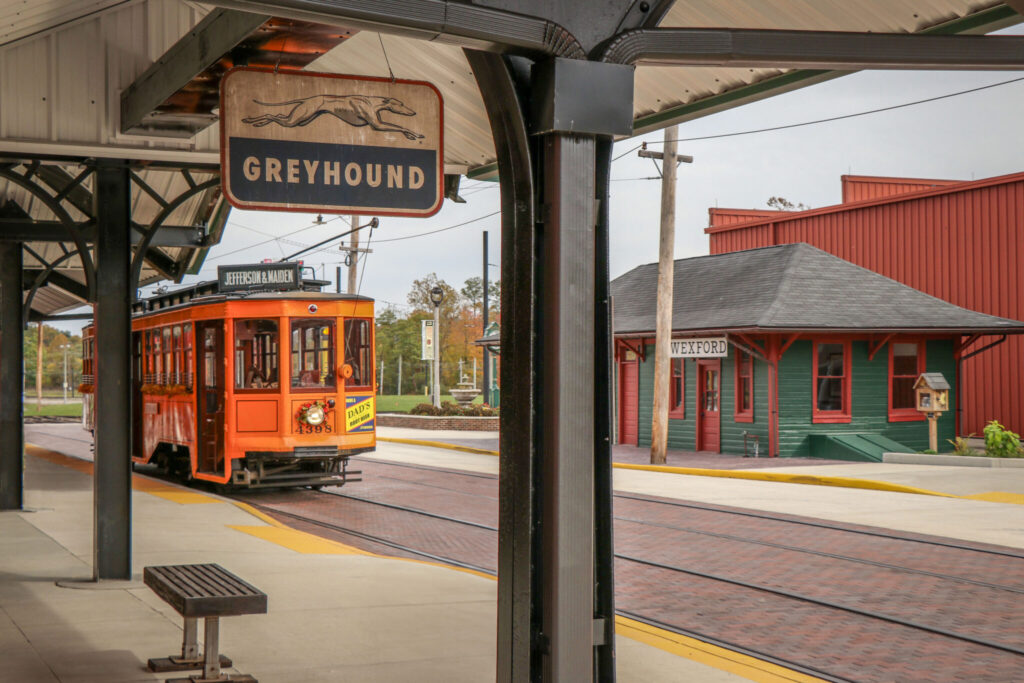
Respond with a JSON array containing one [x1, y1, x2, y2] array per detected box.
[[217, 263, 301, 293], [670, 337, 729, 358], [220, 67, 444, 217]]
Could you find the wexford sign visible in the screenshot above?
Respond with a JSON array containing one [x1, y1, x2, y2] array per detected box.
[[220, 67, 444, 217], [670, 337, 729, 358]]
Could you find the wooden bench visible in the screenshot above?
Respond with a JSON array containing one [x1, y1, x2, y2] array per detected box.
[[145, 564, 267, 683]]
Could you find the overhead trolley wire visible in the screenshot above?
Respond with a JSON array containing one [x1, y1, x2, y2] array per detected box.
[[610, 75, 1024, 162]]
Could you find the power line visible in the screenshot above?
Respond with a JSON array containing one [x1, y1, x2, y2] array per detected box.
[[208, 215, 346, 261], [370, 211, 501, 243], [615, 75, 1024, 157]]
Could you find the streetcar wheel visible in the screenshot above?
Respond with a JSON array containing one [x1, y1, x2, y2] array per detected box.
[[309, 485, 324, 491]]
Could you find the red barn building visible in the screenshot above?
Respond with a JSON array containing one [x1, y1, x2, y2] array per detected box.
[[706, 171, 1024, 435]]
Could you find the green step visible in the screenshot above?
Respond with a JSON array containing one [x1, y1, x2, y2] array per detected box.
[[808, 433, 913, 462]]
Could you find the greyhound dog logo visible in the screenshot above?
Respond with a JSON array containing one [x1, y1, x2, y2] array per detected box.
[[241, 94, 425, 141]]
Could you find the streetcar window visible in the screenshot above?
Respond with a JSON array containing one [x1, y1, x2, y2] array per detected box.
[[152, 329, 163, 383], [343, 318, 372, 388], [290, 319, 335, 389], [183, 323, 193, 388], [161, 328, 172, 385], [235, 319, 279, 390], [172, 326, 183, 385]]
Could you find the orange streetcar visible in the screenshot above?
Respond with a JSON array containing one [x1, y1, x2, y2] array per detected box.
[[82, 263, 374, 489]]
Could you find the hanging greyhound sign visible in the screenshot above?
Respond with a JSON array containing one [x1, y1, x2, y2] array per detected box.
[[220, 68, 444, 217]]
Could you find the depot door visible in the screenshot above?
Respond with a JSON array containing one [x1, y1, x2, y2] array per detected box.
[[619, 359, 638, 445], [196, 321, 225, 475], [697, 359, 721, 452]]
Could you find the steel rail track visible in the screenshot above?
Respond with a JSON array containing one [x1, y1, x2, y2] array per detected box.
[[615, 609, 857, 683], [616, 552, 1024, 658], [254, 491, 1024, 680], [362, 458, 1024, 560], [327, 471, 1024, 596], [613, 514, 1024, 595]]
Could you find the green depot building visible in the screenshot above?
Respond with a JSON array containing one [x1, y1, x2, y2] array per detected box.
[[613, 243, 1024, 461]]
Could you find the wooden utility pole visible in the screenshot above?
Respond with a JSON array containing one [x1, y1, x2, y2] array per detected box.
[[647, 126, 692, 464], [347, 214, 360, 294]]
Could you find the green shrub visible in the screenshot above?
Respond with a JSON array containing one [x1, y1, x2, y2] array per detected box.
[[918, 449, 938, 455], [409, 401, 498, 417], [410, 403, 443, 416], [947, 434, 979, 457], [983, 420, 1024, 458]]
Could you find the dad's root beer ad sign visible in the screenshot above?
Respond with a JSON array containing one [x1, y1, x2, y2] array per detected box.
[[220, 68, 443, 217]]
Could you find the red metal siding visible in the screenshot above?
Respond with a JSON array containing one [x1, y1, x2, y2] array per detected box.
[[840, 175, 960, 203], [708, 208, 788, 227], [707, 172, 1024, 435]]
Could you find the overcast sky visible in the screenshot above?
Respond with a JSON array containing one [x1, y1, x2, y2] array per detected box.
[[53, 36, 1024, 332]]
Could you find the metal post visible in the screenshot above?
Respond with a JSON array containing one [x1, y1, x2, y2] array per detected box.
[[379, 360, 384, 393], [336, 265, 341, 293], [36, 321, 44, 413], [203, 617, 221, 680], [93, 159, 132, 580], [482, 230, 490, 404], [397, 355, 402, 395], [0, 243, 24, 510], [538, 132, 596, 682], [432, 303, 440, 407], [63, 344, 69, 403]]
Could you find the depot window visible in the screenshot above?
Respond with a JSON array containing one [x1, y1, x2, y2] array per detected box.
[[889, 341, 926, 421], [343, 319, 373, 389], [813, 340, 851, 423], [235, 319, 280, 391], [668, 358, 685, 418], [291, 319, 335, 390], [734, 350, 754, 423]]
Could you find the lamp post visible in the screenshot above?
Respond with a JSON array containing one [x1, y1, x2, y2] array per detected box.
[[60, 343, 70, 403], [429, 285, 444, 408]]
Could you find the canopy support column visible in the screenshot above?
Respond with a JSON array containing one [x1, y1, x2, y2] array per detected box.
[[93, 160, 133, 580], [0, 243, 24, 510], [469, 51, 630, 683]]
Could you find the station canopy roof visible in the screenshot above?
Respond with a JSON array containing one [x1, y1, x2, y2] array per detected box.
[[2, 0, 1022, 317]]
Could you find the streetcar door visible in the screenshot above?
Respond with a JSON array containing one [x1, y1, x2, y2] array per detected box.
[[131, 331, 143, 459], [196, 321, 225, 474]]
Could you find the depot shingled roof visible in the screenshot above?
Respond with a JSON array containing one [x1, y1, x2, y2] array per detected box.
[[611, 243, 1024, 336]]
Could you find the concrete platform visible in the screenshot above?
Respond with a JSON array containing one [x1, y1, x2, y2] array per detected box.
[[2, 445, 747, 683]]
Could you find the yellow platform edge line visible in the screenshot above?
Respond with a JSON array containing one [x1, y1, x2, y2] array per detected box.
[[378, 436, 499, 456], [374, 437, 960, 499], [229, 502, 497, 580], [613, 462, 959, 498], [963, 491, 1024, 505], [615, 616, 826, 683]]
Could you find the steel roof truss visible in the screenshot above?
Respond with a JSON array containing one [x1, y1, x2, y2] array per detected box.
[[602, 28, 1024, 69], [120, 9, 270, 137], [0, 219, 203, 247]]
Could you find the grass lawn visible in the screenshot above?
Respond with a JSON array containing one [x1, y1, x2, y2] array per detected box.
[[23, 402, 83, 418], [376, 394, 483, 413]]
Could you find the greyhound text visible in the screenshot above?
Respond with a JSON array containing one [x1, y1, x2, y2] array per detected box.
[[242, 156, 425, 190]]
